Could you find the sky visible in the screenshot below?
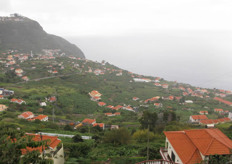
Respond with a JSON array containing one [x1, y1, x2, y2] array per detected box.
[[1, 0, 232, 90], [1, 0, 232, 36]]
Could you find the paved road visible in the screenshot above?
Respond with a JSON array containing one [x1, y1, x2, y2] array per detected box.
[[16, 72, 81, 84]]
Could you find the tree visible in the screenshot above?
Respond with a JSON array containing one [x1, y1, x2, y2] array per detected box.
[[72, 134, 83, 143], [0, 124, 51, 164], [104, 128, 131, 145], [132, 129, 155, 143], [64, 124, 73, 131], [139, 111, 158, 131]]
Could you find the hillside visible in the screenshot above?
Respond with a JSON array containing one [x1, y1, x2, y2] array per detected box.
[[1, 16, 232, 163], [0, 14, 85, 58]]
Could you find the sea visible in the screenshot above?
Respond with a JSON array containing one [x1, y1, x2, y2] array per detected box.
[[66, 30, 232, 91]]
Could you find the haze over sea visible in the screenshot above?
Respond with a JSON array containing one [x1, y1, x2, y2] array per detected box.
[[67, 30, 232, 91]]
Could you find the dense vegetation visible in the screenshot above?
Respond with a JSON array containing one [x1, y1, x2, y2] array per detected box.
[[1, 49, 232, 163]]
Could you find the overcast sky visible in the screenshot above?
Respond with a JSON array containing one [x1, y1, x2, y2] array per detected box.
[[1, 0, 232, 90], [1, 0, 232, 36]]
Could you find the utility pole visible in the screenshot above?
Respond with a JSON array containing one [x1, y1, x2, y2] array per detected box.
[[147, 124, 150, 160]]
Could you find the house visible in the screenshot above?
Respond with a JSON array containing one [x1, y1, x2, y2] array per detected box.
[[0, 95, 4, 99], [98, 102, 106, 106], [0, 104, 8, 111], [49, 96, 56, 102], [162, 84, 169, 89], [105, 113, 114, 117], [199, 119, 216, 128], [21, 133, 64, 164], [22, 76, 29, 81], [106, 105, 114, 109], [154, 103, 162, 108], [112, 105, 123, 110], [82, 118, 96, 125], [15, 68, 23, 74], [200, 118, 231, 128], [214, 108, 224, 113], [93, 123, 105, 130], [214, 97, 232, 106], [11, 98, 26, 104], [160, 128, 232, 164], [189, 115, 208, 123], [32, 115, 48, 121], [183, 92, 188, 96], [154, 83, 161, 86], [18, 111, 34, 119], [94, 69, 104, 75], [89, 90, 102, 98], [169, 96, 174, 100], [229, 112, 232, 120], [132, 97, 139, 101], [105, 112, 120, 117], [185, 100, 193, 104], [114, 112, 121, 116], [122, 106, 135, 112], [111, 125, 119, 129], [52, 70, 58, 74], [199, 111, 208, 115], [133, 78, 151, 82], [40, 102, 47, 107]]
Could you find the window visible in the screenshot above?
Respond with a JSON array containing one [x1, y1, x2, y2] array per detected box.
[[171, 151, 176, 162]]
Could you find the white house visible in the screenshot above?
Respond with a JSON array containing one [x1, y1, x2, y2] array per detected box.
[[160, 129, 232, 164]]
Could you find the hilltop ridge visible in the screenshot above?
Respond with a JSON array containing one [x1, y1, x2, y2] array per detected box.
[[0, 14, 85, 58]]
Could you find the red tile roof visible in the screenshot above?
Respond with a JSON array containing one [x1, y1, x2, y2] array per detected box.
[[164, 129, 232, 163], [191, 115, 208, 120], [214, 97, 232, 106]]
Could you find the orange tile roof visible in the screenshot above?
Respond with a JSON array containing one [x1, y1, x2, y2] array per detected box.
[[21, 133, 61, 154], [185, 129, 232, 155], [113, 105, 123, 110], [200, 119, 216, 125], [106, 105, 114, 109], [33, 115, 48, 121], [114, 112, 120, 115], [214, 97, 232, 106], [19, 111, 34, 119], [214, 108, 224, 112], [98, 102, 106, 106], [164, 131, 202, 164], [105, 113, 113, 116], [199, 111, 208, 114], [82, 118, 96, 125], [191, 115, 208, 120], [164, 128, 232, 163], [93, 123, 104, 128]]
